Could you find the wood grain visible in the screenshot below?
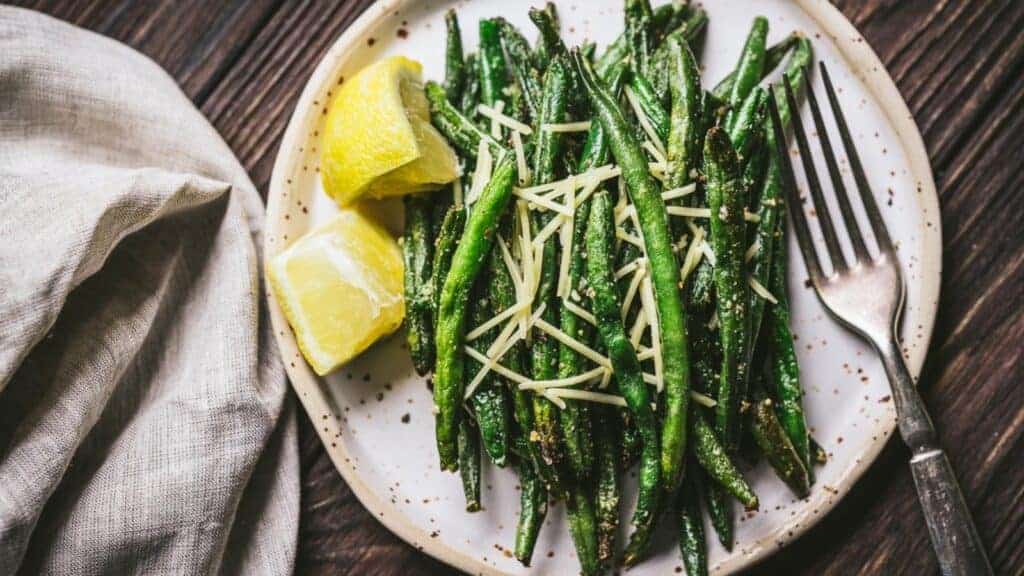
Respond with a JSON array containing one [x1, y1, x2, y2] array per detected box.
[[15, 0, 1022, 574]]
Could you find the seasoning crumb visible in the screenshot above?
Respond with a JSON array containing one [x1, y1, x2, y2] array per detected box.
[[401, 413, 411, 424]]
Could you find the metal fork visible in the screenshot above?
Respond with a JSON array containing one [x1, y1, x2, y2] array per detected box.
[[767, 62, 992, 576]]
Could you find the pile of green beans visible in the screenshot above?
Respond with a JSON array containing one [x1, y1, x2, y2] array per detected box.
[[399, 5, 822, 574]]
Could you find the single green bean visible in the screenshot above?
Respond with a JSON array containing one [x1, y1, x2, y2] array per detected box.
[[648, 8, 709, 102], [768, 204, 812, 476], [575, 50, 692, 498], [594, 2, 687, 80], [625, 0, 655, 78], [712, 33, 802, 101], [498, 18, 543, 122], [460, 53, 481, 117], [425, 81, 500, 159], [434, 158, 517, 471], [555, 65, 624, 484], [404, 194, 434, 376], [704, 127, 750, 455], [585, 189, 661, 566], [466, 280, 511, 467], [532, 1, 560, 71], [457, 417, 482, 511], [628, 71, 670, 141], [692, 410, 759, 509], [750, 390, 811, 497], [567, 486, 600, 576], [725, 16, 769, 128], [594, 407, 621, 570], [530, 58, 572, 496], [514, 438, 548, 565], [704, 479, 734, 551], [727, 87, 768, 161], [666, 36, 703, 191], [478, 19, 507, 107], [443, 10, 465, 102], [432, 207, 465, 317], [678, 471, 708, 576]]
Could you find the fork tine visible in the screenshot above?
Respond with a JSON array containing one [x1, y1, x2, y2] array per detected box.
[[802, 71, 872, 264], [783, 76, 847, 274], [768, 91, 825, 285], [818, 62, 894, 254]]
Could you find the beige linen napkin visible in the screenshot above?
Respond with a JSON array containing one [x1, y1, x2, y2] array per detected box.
[[0, 7, 298, 575]]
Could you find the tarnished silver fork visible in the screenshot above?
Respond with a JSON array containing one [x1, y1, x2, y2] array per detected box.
[[767, 62, 992, 576]]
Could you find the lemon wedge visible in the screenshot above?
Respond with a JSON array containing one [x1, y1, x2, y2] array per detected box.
[[320, 56, 459, 206], [268, 209, 404, 375]]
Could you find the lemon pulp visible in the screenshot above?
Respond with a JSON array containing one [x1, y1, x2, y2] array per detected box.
[[268, 209, 404, 375]]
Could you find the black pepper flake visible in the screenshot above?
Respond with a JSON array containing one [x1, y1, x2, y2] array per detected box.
[[367, 37, 376, 46], [397, 28, 408, 38], [401, 413, 411, 424]]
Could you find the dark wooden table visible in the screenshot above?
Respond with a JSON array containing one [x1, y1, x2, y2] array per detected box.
[[17, 1, 1022, 573]]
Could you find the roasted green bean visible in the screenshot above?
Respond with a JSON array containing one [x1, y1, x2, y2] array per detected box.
[[575, 49, 692, 498], [704, 127, 750, 455], [585, 189, 661, 566], [434, 158, 517, 471]]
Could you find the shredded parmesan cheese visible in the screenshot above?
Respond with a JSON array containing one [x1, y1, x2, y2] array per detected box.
[[466, 299, 531, 341], [511, 131, 530, 185], [513, 187, 574, 216], [629, 309, 648, 349], [519, 366, 608, 390], [744, 238, 761, 262], [614, 257, 644, 280], [452, 175, 464, 208], [466, 139, 493, 206], [621, 263, 646, 320], [639, 275, 663, 392], [679, 226, 706, 284], [533, 318, 612, 369], [546, 388, 628, 407], [563, 297, 597, 326], [478, 101, 532, 135], [541, 120, 593, 132], [661, 183, 698, 202], [748, 276, 779, 304], [616, 227, 645, 248], [642, 140, 667, 164], [624, 85, 667, 157]]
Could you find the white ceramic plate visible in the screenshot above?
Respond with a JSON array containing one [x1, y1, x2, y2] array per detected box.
[[264, 1, 941, 573]]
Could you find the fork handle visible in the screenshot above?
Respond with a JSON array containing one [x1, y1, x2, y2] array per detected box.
[[877, 338, 993, 576]]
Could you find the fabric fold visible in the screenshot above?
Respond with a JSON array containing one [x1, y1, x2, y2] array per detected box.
[[0, 6, 297, 575]]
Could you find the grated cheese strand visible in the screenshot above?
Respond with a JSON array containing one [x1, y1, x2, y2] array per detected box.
[[621, 263, 646, 320], [661, 183, 698, 202], [478, 101, 533, 135], [513, 187, 574, 216], [533, 318, 612, 370], [679, 226, 706, 284], [542, 390, 568, 409], [464, 346, 530, 386], [466, 299, 531, 341], [519, 366, 608, 390], [640, 275, 663, 392], [615, 227, 645, 249], [624, 85, 667, 157], [748, 276, 779, 304], [511, 130, 531, 186], [629, 308, 649, 349], [562, 297, 597, 327], [466, 139, 493, 206], [541, 120, 592, 133], [546, 388, 628, 407], [744, 238, 761, 262]]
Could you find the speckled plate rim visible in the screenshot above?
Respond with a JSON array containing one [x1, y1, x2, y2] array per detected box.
[[263, 1, 941, 574]]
